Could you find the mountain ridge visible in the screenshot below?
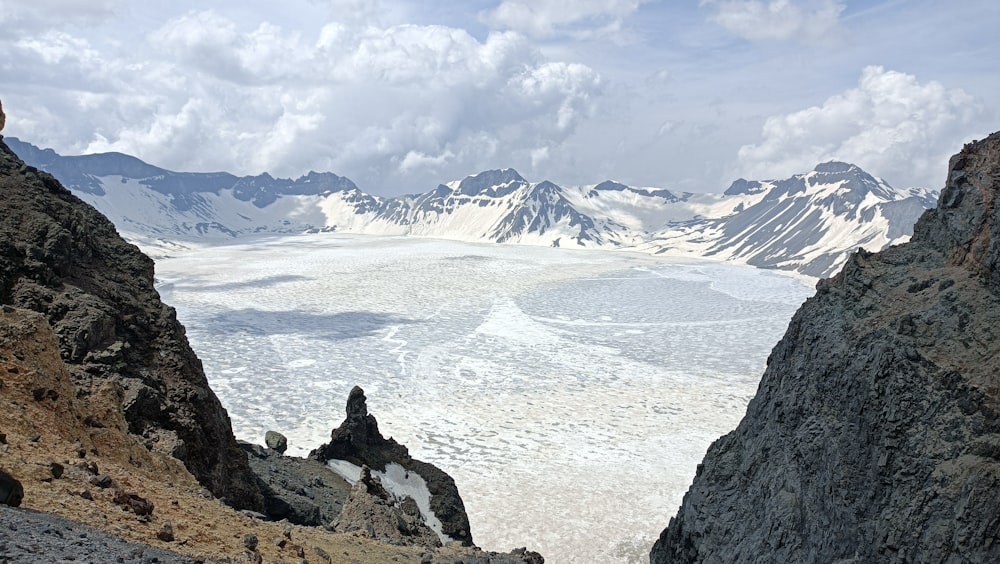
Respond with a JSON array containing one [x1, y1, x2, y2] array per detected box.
[[6, 137, 936, 278]]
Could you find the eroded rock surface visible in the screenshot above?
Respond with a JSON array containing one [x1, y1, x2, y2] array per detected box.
[[331, 464, 442, 547], [312, 386, 474, 546], [239, 440, 351, 526], [651, 134, 1000, 562], [0, 138, 262, 510]]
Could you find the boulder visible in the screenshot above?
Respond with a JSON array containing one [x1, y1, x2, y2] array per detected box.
[[0, 468, 23, 507], [264, 430, 287, 454], [238, 441, 351, 526]]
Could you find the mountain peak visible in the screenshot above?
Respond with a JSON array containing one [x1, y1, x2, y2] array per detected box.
[[593, 180, 630, 192], [913, 131, 1000, 285], [724, 178, 768, 196], [454, 168, 527, 197], [813, 161, 860, 174]]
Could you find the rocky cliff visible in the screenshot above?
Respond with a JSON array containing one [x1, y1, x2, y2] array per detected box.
[[651, 133, 1000, 562], [0, 136, 262, 510], [312, 386, 475, 547]]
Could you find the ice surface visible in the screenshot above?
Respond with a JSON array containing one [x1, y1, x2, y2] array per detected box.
[[154, 234, 813, 564]]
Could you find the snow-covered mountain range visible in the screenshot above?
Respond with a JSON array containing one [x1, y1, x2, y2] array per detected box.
[[6, 137, 937, 278]]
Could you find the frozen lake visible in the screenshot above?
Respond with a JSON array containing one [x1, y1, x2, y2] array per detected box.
[[154, 234, 813, 563]]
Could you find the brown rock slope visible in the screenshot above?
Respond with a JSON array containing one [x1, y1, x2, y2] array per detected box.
[[651, 134, 1000, 563], [0, 308, 539, 562], [0, 136, 261, 510]]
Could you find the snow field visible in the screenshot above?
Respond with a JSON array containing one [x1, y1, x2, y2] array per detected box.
[[154, 234, 813, 564]]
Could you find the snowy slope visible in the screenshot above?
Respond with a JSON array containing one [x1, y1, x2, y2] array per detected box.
[[639, 162, 938, 277], [7, 137, 937, 278]]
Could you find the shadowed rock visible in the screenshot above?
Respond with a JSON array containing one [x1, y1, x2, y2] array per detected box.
[[0, 137, 262, 510], [311, 386, 474, 546], [330, 465, 441, 547], [651, 133, 1000, 562], [0, 469, 23, 507], [238, 441, 351, 526]]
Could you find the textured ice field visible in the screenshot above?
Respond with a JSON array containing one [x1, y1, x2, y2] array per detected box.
[[154, 234, 814, 564]]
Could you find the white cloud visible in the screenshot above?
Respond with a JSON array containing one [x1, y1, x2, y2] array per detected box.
[[398, 148, 455, 173], [16, 31, 100, 66], [151, 11, 311, 84], [0, 0, 124, 26], [700, 0, 844, 41], [736, 66, 989, 188], [5, 9, 604, 193], [482, 0, 650, 38]]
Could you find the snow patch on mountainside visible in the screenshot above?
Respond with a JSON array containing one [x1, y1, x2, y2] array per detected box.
[[8, 137, 938, 279]]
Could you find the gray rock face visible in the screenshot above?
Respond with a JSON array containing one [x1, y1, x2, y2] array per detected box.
[[311, 386, 474, 547], [651, 133, 1000, 562], [330, 465, 442, 547], [264, 430, 288, 454], [0, 138, 263, 511], [239, 441, 351, 526], [1, 505, 200, 563]]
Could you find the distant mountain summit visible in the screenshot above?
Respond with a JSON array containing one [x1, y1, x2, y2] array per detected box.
[[656, 161, 940, 276], [6, 137, 937, 278]]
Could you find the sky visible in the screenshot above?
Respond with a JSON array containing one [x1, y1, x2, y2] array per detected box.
[[1, 0, 998, 195]]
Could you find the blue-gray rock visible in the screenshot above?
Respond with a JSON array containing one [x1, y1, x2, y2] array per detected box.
[[264, 430, 288, 454], [651, 133, 1000, 563]]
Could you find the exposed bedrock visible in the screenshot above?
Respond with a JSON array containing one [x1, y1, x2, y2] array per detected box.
[[0, 137, 262, 510], [651, 133, 1000, 563], [311, 386, 475, 547]]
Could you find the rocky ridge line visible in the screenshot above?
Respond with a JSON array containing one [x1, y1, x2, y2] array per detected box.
[[650, 133, 1000, 562], [0, 135, 262, 510]]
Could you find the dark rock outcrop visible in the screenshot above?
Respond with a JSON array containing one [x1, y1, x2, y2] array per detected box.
[[330, 465, 442, 547], [239, 441, 351, 526], [265, 430, 288, 454], [0, 469, 23, 507], [0, 137, 262, 510], [311, 386, 474, 546], [651, 133, 1000, 562]]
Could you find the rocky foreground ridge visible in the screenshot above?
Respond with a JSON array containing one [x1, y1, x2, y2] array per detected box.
[[651, 134, 1000, 562], [0, 124, 541, 561], [0, 135, 262, 510]]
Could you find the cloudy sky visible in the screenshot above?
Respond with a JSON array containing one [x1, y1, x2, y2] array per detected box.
[[1, 0, 997, 195]]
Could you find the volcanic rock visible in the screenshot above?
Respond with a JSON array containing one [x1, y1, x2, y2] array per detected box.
[[265, 430, 288, 454], [0, 97, 5, 132], [311, 386, 474, 546], [113, 489, 154, 516], [238, 441, 351, 526], [0, 469, 23, 507], [651, 133, 1000, 562], [330, 465, 442, 547], [0, 137, 262, 510]]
